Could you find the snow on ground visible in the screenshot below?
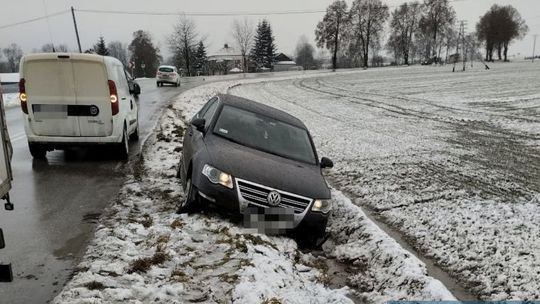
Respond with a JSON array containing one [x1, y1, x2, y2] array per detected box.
[[54, 71, 455, 303], [0, 72, 19, 83], [2, 93, 19, 109], [229, 62, 540, 300]]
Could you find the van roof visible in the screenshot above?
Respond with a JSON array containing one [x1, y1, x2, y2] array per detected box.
[[21, 53, 123, 66]]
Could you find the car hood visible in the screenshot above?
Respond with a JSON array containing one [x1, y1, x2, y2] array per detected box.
[[205, 135, 330, 199]]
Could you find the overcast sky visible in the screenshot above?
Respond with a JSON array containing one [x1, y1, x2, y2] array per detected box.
[[1, 0, 539, 60]]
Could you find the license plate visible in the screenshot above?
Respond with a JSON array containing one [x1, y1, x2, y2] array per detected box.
[[243, 206, 295, 234]]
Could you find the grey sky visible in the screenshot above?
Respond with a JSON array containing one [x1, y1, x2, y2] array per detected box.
[[1, 0, 539, 59]]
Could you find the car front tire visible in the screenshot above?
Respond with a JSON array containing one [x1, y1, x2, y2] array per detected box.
[[177, 176, 200, 214]]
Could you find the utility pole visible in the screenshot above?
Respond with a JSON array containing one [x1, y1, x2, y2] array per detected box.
[[533, 35, 538, 63], [71, 7, 82, 53], [461, 21, 468, 72], [453, 22, 463, 72]]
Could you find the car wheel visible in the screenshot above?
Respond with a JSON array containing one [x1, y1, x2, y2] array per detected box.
[[117, 126, 129, 159], [28, 143, 46, 159], [177, 177, 199, 214], [156, 82, 160, 87], [176, 157, 184, 180], [297, 227, 328, 248]]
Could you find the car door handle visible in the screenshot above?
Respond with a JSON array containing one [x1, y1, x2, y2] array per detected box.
[[130, 100, 133, 110], [121, 97, 127, 100]]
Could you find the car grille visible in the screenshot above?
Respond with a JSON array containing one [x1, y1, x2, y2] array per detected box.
[[237, 179, 312, 214]]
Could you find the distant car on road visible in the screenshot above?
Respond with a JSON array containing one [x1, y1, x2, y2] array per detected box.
[[178, 94, 334, 245], [156, 65, 180, 87], [19, 53, 139, 159]]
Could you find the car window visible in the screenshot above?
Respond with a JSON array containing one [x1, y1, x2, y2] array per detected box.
[[158, 67, 174, 73], [196, 97, 218, 119], [213, 105, 316, 164], [202, 99, 219, 123]]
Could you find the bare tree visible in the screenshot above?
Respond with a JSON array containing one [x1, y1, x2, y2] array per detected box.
[[295, 35, 317, 70], [108, 41, 129, 66], [420, 0, 456, 62], [349, 0, 390, 68], [315, 0, 349, 71], [231, 18, 255, 72], [2, 43, 23, 72], [40, 43, 68, 52], [387, 2, 422, 65], [170, 15, 199, 76]]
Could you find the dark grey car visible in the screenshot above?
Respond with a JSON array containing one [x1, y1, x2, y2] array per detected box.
[[178, 94, 334, 244]]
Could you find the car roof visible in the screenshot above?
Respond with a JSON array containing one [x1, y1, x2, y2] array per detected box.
[[216, 94, 308, 129], [158, 65, 176, 69]]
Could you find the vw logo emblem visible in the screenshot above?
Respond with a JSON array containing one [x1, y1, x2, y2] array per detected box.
[[267, 191, 281, 207]]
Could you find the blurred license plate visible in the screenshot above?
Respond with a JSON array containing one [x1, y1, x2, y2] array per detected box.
[[243, 206, 295, 234]]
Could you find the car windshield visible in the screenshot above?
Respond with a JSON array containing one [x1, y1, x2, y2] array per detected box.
[[159, 67, 174, 73], [213, 105, 316, 164]]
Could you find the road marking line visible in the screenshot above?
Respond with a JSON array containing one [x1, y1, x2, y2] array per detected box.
[[11, 134, 27, 143]]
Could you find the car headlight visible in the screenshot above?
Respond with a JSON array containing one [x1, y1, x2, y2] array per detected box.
[[202, 164, 233, 189], [311, 199, 332, 214]]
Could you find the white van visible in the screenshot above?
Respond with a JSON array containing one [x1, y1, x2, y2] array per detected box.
[[19, 53, 139, 159]]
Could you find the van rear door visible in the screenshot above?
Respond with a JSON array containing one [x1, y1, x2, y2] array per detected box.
[[72, 58, 113, 137], [24, 56, 80, 136], [24, 54, 113, 138]]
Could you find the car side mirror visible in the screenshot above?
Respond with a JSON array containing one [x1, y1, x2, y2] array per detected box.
[[320, 157, 334, 169], [191, 118, 206, 133], [133, 83, 141, 95]]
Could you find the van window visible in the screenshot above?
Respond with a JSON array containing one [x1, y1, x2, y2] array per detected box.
[[114, 65, 129, 95]]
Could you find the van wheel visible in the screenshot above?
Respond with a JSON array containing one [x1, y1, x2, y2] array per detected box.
[[130, 124, 139, 141], [29, 143, 46, 159], [117, 127, 129, 159]]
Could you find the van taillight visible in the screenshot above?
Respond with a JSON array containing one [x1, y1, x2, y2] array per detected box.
[[19, 78, 28, 114], [108, 80, 119, 115]]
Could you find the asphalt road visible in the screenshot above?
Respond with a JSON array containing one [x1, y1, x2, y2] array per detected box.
[[0, 78, 203, 304]]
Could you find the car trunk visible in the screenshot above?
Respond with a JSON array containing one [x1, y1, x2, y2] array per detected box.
[[24, 55, 112, 137]]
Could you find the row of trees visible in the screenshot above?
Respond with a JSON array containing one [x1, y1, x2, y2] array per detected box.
[[168, 16, 280, 75], [0, 44, 24, 72], [316, 0, 528, 70]]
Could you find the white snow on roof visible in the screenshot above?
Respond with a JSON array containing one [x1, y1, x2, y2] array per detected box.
[[275, 61, 297, 65]]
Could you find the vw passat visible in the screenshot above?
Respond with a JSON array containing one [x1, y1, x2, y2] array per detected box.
[[177, 94, 334, 245]]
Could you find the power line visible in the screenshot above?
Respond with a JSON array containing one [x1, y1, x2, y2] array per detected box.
[[0, 10, 69, 30], [75, 0, 469, 17], [75, 8, 327, 17], [0, 0, 472, 31]]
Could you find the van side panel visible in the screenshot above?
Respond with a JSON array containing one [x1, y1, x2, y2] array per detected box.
[[24, 59, 80, 136], [72, 61, 113, 137]]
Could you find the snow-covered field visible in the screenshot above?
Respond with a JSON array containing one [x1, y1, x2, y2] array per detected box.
[[53, 71, 458, 303], [230, 62, 540, 300]]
